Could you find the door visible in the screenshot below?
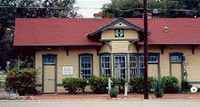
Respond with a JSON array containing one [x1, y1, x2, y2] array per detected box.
[[43, 54, 57, 93], [170, 52, 184, 86], [114, 54, 127, 79], [171, 64, 182, 85], [148, 64, 158, 79]]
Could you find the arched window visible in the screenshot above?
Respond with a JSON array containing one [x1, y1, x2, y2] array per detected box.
[[148, 53, 159, 64], [169, 52, 184, 63]]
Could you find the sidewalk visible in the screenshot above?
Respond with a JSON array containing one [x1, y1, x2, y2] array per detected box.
[[22, 93, 200, 102], [0, 98, 200, 107], [0, 94, 200, 107]]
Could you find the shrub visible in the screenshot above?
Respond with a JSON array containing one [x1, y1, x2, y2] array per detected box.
[[161, 76, 179, 93], [6, 68, 37, 96], [181, 80, 192, 92], [0, 74, 6, 89], [89, 76, 108, 94], [129, 77, 156, 93], [154, 80, 164, 98], [62, 78, 87, 94]]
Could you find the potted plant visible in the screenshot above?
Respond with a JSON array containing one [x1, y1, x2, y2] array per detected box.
[[110, 85, 118, 98]]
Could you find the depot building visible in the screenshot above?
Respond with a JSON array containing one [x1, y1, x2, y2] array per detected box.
[[14, 18, 200, 93]]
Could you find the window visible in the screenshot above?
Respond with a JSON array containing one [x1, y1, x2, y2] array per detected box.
[[170, 52, 184, 63], [80, 54, 92, 79], [129, 54, 139, 78], [100, 54, 111, 77], [114, 29, 124, 38], [114, 54, 127, 79], [138, 55, 144, 76], [148, 53, 159, 64], [43, 54, 56, 65], [129, 54, 144, 78]]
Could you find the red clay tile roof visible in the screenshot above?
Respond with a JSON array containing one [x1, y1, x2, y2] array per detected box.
[[14, 18, 200, 46]]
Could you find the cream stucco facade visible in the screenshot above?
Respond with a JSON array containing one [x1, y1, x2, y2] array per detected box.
[[35, 28, 200, 93]]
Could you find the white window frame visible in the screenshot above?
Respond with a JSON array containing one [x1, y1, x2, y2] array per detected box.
[[100, 54, 111, 77], [170, 52, 183, 63], [113, 54, 127, 80], [148, 53, 159, 64], [80, 54, 93, 79]]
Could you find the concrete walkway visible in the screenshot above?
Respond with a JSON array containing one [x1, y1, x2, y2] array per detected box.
[[0, 100, 200, 107]]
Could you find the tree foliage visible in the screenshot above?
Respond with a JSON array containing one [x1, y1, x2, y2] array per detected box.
[[102, 0, 143, 18], [102, 0, 200, 18], [0, 0, 77, 25], [0, 0, 77, 70]]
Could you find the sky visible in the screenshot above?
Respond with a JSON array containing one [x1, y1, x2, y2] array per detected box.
[[75, 0, 111, 18]]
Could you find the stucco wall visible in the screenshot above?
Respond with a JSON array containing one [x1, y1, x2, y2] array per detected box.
[[35, 28, 200, 93], [100, 41, 138, 53], [139, 46, 200, 82], [111, 41, 135, 53], [160, 46, 200, 82], [180, 47, 200, 82], [35, 46, 200, 92], [35, 48, 99, 92], [101, 30, 139, 40], [148, 64, 159, 79]]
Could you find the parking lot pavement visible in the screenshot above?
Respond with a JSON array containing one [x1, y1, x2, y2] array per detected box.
[[0, 100, 200, 107]]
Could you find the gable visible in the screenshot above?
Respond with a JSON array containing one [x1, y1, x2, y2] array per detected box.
[[114, 22, 128, 27], [88, 18, 144, 41]]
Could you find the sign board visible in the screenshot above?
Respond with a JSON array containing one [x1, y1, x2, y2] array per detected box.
[[63, 66, 73, 75]]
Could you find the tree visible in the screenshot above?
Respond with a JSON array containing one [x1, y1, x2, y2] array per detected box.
[[181, 0, 200, 16], [102, 0, 199, 18], [102, 0, 143, 18], [149, 0, 198, 17], [0, 0, 77, 70]]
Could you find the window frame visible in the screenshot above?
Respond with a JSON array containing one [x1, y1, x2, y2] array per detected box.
[[114, 29, 125, 38], [148, 53, 160, 64], [129, 54, 140, 78], [169, 52, 184, 63], [138, 54, 145, 76], [129, 53, 159, 78], [100, 53, 112, 77], [79, 54, 93, 79], [43, 54, 56, 65], [113, 54, 127, 79]]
